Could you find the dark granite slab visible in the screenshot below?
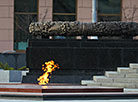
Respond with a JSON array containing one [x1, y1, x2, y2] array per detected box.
[[23, 39, 138, 83]]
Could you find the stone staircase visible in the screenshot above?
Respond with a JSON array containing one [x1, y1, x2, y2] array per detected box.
[[81, 63, 138, 88]]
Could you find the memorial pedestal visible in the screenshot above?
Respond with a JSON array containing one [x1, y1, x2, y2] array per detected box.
[[23, 39, 138, 83]]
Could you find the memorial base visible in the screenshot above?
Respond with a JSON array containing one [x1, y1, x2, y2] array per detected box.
[[23, 39, 138, 84]]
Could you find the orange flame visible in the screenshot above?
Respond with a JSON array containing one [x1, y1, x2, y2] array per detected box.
[[37, 60, 59, 85]]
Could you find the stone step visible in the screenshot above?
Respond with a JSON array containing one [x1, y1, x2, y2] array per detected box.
[[129, 63, 138, 69], [81, 80, 93, 85], [105, 71, 125, 78], [126, 73, 138, 78], [83, 80, 138, 88], [81, 80, 101, 86], [82, 63, 138, 89], [105, 71, 138, 78], [113, 78, 138, 83], [93, 76, 113, 83], [117, 67, 138, 73], [124, 88, 138, 92], [93, 76, 138, 83], [101, 82, 137, 88]]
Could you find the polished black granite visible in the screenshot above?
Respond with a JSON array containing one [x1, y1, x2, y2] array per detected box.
[[23, 39, 138, 83]]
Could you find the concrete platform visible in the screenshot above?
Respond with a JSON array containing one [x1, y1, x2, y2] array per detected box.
[[1, 83, 138, 100], [0, 83, 123, 93], [0, 83, 127, 100]]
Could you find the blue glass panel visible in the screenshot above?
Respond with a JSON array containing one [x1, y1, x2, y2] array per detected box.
[[18, 42, 28, 50]]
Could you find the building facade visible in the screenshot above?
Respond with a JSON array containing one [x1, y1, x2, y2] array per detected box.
[[0, 0, 137, 52]]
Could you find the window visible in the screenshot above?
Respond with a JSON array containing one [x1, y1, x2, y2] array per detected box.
[[14, 0, 38, 50], [53, 0, 77, 21], [52, 0, 77, 39], [98, 0, 121, 21]]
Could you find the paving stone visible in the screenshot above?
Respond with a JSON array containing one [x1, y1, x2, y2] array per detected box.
[[105, 71, 125, 78]]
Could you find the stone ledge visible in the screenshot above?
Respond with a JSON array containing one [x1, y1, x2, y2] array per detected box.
[[129, 63, 138, 69], [93, 76, 113, 83], [126, 73, 138, 78], [105, 71, 125, 78], [81, 80, 93, 85], [101, 83, 136, 88], [113, 78, 138, 83], [81, 80, 101, 86], [117, 67, 138, 73]]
